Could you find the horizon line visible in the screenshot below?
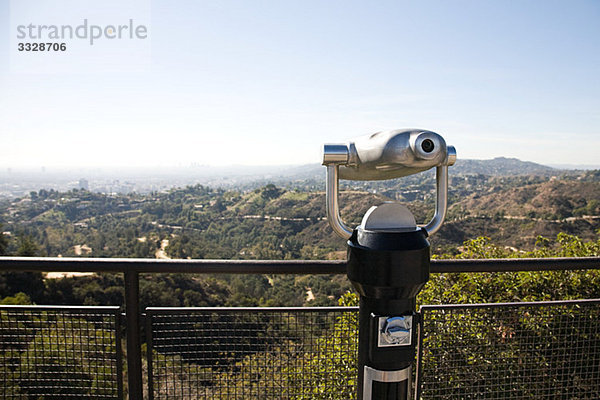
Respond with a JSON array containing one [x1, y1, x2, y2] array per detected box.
[[0, 159, 599, 172]]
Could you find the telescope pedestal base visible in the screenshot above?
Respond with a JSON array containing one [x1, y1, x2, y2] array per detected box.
[[363, 365, 411, 400]]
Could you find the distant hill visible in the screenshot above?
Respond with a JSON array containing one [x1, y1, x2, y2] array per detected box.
[[451, 157, 555, 176], [275, 157, 557, 182], [549, 164, 600, 170]]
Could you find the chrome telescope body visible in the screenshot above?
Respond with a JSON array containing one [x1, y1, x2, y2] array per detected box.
[[323, 129, 456, 239]]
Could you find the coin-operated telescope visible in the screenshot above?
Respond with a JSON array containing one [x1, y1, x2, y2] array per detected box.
[[323, 129, 456, 400]]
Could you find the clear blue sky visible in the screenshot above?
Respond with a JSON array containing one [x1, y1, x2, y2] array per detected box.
[[1, 0, 599, 168]]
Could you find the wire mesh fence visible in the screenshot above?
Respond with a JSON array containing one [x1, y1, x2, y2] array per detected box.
[[0, 305, 123, 399], [146, 307, 359, 399], [417, 299, 600, 399], [1, 300, 598, 399]]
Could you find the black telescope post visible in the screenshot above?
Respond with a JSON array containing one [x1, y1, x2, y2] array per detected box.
[[347, 225, 430, 399], [322, 129, 456, 400]]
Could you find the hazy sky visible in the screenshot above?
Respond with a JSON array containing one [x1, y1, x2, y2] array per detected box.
[[1, 0, 599, 168]]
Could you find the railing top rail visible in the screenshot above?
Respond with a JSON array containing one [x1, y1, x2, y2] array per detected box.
[[0, 256, 598, 274], [432, 256, 600, 272], [0, 304, 121, 312], [146, 306, 359, 314], [0, 257, 346, 274]]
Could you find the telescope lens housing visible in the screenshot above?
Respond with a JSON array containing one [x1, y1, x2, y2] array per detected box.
[[421, 139, 435, 153]]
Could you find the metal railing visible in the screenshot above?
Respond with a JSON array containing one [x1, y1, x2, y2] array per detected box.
[[0, 305, 123, 399], [0, 256, 599, 399], [417, 299, 600, 399], [146, 307, 358, 399]]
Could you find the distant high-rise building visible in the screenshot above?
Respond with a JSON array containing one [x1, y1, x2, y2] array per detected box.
[[78, 179, 89, 191]]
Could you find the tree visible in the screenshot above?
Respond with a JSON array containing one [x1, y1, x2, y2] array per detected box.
[[0, 225, 8, 256], [260, 184, 283, 200], [15, 235, 39, 257], [0, 292, 32, 305], [0, 235, 44, 303]]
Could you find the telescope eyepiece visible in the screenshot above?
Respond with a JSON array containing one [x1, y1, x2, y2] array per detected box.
[[410, 131, 444, 161], [421, 139, 435, 153]]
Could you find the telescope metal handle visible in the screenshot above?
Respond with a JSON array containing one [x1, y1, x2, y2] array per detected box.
[[326, 164, 353, 239], [422, 165, 448, 236], [325, 164, 449, 239]]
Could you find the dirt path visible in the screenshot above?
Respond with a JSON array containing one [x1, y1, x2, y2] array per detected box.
[[155, 239, 170, 259], [46, 272, 95, 279]]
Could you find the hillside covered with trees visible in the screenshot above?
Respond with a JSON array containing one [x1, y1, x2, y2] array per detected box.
[[0, 164, 599, 307]]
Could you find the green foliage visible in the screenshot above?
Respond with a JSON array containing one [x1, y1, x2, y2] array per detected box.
[[450, 236, 510, 259], [538, 231, 600, 257], [140, 274, 231, 308], [260, 184, 283, 200], [15, 235, 39, 257], [573, 199, 600, 216], [421, 267, 600, 305], [425, 232, 600, 305], [0, 292, 32, 305], [0, 272, 45, 303]]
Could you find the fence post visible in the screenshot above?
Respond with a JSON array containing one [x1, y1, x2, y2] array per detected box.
[[125, 271, 143, 399], [146, 309, 154, 400]]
